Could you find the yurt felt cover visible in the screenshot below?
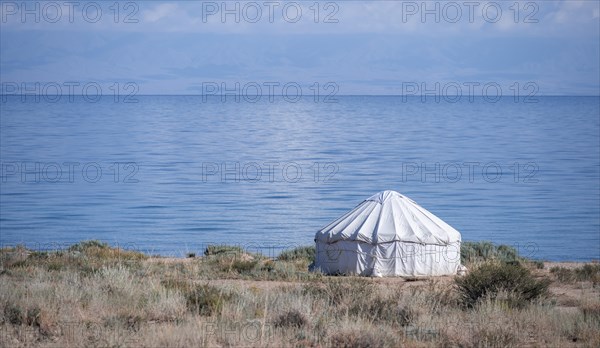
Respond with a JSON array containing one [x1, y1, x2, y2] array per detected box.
[[314, 191, 462, 277]]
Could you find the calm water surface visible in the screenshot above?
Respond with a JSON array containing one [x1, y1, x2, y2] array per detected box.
[[1, 96, 598, 260]]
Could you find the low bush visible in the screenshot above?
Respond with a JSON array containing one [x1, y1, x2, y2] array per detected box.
[[455, 261, 549, 308], [246, 259, 318, 281], [461, 241, 521, 265], [4, 303, 23, 325], [204, 245, 245, 256], [229, 260, 258, 273], [1, 244, 92, 272], [278, 246, 315, 263], [550, 266, 575, 283], [0, 246, 30, 269], [273, 310, 308, 328], [26, 306, 42, 327], [68, 240, 110, 251], [68, 240, 147, 261], [184, 284, 233, 316], [550, 264, 600, 284], [531, 260, 545, 269], [160, 279, 230, 316]]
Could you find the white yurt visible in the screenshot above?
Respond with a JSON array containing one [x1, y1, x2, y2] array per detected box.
[[313, 190, 462, 277]]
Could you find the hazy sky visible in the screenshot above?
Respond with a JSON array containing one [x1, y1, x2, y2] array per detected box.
[[1, 0, 599, 95]]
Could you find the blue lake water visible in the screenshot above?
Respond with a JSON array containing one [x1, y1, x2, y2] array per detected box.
[[1, 96, 599, 261]]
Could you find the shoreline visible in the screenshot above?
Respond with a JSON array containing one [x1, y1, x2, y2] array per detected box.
[[2, 241, 598, 264]]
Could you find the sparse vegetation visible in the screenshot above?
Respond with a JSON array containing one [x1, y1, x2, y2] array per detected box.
[[185, 284, 234, 316], [67, 239, 110, 251], [204, 244, 245, 256], [4, 303, 23, 325], [550, 266, 577, 282], [577, 264, 600, 282], [1, 241, 599, 347], [461, 241, 522, 265], [329, 330, 398, 348], [273, 309, 307, 328], [581, 302, 600, 321], [456, 261, 550, 308], [550, 264, 600, 285], [278, 246, 315, 263]]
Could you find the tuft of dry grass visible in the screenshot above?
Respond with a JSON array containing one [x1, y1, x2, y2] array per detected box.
[[272, 309, 307, 328], [329, 329, 398, 348]]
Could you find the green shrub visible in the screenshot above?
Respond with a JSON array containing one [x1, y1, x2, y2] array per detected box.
[[68, 240, 109, 252], [461, 241, 495, 263], [496, 244, 519, 262], [204, 245, 244, 256], [68, 240, 147, 261], [531, 260, 545, 269], [455, 261, 549, 308], [278, 246, 315, 263], [461, 241, 521, 265]]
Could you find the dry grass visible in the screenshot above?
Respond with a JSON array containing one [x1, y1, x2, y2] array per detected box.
[[0, 242, 599, 347]]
